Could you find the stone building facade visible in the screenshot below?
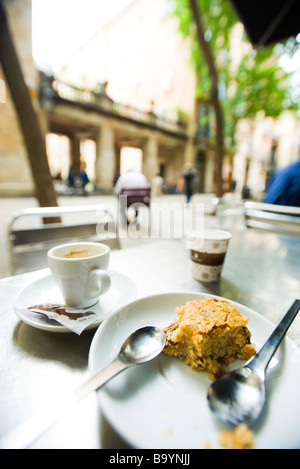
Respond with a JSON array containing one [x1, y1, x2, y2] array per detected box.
[[1, 0, 299, 199], [0, 0, 218, 197], [56, 0, 216, 192]]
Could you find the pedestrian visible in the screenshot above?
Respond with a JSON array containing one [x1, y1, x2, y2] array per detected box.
[[67, 167, 75, 188], [178, 162, 197, 203], [80, 161, 89, 196]]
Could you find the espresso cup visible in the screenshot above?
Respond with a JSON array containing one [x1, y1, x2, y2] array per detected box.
[[47, 242, 111, 308], [188, 228, 232, 282]]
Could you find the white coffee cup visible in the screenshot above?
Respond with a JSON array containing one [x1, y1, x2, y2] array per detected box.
[[47, 242, 111, 308]]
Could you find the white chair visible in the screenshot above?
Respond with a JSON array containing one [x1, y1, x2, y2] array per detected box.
[[7, 205, 120, 275], [244, 201, 300, 237]]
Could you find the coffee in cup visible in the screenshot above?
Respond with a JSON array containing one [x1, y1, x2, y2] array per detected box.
[[188, 228, 232, 282], [47, 242, 111, 308]]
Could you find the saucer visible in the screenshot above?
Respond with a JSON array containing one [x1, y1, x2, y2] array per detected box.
[[14, 270, 137, 333]]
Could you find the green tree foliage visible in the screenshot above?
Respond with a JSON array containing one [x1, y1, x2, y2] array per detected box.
[[168, 0, 299, 146]]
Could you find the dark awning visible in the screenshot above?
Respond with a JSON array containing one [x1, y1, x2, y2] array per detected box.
[[230, 0, 300, 47]]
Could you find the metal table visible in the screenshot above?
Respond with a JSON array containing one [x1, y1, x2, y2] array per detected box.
[[0, 230, 300, 449]]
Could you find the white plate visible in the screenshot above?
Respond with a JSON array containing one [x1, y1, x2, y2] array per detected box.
[[89, 292, 300, 449], [14, 271, 137, 333]]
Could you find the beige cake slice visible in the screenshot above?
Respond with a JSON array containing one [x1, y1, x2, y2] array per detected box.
[[163, 297, 255, 378]]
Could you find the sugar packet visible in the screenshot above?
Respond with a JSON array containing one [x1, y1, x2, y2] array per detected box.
[[27, 304, 105, 335]]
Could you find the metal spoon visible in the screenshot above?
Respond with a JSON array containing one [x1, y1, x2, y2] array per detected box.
[[76, 325, 166, 399], [1, 325, 166, 449], [207, 299, 300, 426]]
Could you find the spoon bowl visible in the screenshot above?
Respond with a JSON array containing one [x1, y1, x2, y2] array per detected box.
[[207, 367, 265, 426], [119, 326, 167, 365], [207, 299, 300, 426]]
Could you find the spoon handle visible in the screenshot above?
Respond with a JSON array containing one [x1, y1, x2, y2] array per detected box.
[[247, 299, 300, 376], [75, 357, 130, 399]]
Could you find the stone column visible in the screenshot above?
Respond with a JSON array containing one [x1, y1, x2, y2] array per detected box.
[[95, 124, 115, 191], [183, 136, 195, 166], [143, 134, 159, 182]]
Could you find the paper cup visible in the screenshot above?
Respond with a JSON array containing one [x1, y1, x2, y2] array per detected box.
[[188, 228, 232, 282]]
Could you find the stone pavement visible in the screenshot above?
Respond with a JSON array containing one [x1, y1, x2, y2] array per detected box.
[[0, 193, 217, 278]]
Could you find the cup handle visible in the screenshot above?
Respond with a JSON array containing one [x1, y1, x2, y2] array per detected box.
[[86, 269, 111, 299]]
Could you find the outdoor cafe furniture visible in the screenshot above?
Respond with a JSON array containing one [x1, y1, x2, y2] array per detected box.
[[6, 205, 120, 275]]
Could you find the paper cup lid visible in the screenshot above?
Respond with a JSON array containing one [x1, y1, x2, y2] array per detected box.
[[186, 228, 232, 241]]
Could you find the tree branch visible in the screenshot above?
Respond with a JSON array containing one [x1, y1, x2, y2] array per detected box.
[[189, 0, 224, 196], [0, 0, 59, 216]]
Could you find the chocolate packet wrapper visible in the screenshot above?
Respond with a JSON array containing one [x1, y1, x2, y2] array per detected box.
[[27, 304, 105, 335]]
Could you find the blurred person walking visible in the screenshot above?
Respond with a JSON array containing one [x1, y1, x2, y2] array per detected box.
[[177, 162, 197, 203], [80, 161, 89, 196]]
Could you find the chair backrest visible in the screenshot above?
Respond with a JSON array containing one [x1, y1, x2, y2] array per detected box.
[[7, 204, 120, 275], [244, 201, 300, 237]]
